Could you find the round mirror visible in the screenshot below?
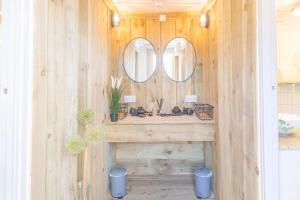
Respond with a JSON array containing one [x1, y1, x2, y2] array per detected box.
[[163, 38, 196, 82], [123, 38, 157, 83]]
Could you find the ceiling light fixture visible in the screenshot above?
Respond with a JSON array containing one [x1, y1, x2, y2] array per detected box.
[[200, 14, 209, 28], [292, 6, 300, 16], [112, 12, 121, 27]]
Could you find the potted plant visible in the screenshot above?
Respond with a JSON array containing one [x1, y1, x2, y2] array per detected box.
[[110, 76, 122, 122]]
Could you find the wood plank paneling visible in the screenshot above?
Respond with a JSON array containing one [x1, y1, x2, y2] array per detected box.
[[31, 1, 260, 199], [108, 177, 215, 200], [112, 13, 211, 112], [175, 18, 192, 107], [114, 18, 131, 100], [87, 0, 111, 199], [211, 0, 259, 199], [160, 19, 177, 112], [46, 0, 79, 199], [31, 0, 48, 199], [115, 143, 205, 176], [146, 19, 161, 111], [111, 13, 214, 180], [130, 17, 148, 108], [105, 123, 215, 143], [32, 0, 111, 200]]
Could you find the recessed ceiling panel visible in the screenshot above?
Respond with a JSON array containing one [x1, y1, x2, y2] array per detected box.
[[112, 0, 208, 12]]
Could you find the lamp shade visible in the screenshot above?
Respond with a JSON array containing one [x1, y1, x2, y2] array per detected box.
[[112, 13, 120, 27], [200, 14, 208, 28]]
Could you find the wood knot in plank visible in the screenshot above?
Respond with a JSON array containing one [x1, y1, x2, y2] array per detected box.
[[255, 166, 259, 176], [40, 69, 47, 76]]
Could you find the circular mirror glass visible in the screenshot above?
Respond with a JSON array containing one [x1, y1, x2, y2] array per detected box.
[[163, 38, 196, 82], [123, 38, 157, 83]]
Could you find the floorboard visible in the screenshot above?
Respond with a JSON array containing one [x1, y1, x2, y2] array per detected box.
[[108, 176, 214, 200]]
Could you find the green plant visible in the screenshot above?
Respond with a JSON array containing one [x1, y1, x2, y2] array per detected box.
[[110, 76, 122, 114], [64, 109, 103, 200], [77, 109, 94, 125], [64, 109, 103, 156], [64, 136, 86, 155], [278, 119, 294, 135]]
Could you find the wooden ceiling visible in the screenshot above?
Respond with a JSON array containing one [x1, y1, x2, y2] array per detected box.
[[112, 0, 208, 12]]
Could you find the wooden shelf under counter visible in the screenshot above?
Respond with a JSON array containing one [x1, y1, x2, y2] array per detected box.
[[104, 115, 215, 143]]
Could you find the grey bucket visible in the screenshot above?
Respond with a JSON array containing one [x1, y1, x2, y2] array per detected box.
[[194, 168, 212, 199], [109, 168, 128, 199]]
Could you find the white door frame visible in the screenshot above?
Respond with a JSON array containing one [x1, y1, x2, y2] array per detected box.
[[0, 0, 33, 200], [258, 0, 279, 200], [0, 0, 279, 199]]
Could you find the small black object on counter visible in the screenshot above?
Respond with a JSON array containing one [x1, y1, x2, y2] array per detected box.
[[137, 107, 145, 115], [183, 107, 194, 115], [158, 106, 194, 117], [172, 106, 181, 115], [130, 107, 138, 116], [130, 107, 153, 118]]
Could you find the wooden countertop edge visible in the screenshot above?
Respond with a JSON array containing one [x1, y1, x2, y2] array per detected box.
[[105, 116, 215, 125]]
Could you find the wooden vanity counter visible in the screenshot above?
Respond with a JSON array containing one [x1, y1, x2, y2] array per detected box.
[[105, 115, 215, 143]]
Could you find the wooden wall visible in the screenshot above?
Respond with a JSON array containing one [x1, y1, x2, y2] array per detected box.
[[110, 13, 215, 177], [111, 13, 215, 111], [113, 143, 205, 176], [31, 0, 260, 199], [211, 0, 259, 199], [31, 0, 111, 199]]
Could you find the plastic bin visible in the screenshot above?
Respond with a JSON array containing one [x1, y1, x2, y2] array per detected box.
[[109, 168, 128, 199], [194, 168, 212, 199]]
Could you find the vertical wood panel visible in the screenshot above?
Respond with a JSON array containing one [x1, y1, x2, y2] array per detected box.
[[32, 0, 111, 200], [62, 0, 80, 198], [191, 19, 205, 102], [175, 18, 192, 107], [87, 0, 110, 199], [146, 19, 161, 111], [213, 0, 259, 199], [46, 0, 79, 199], [130, 17, 148, 108], [31, 0, 48, 199], [78, 0, 89, 182], [115, 18, 131, 98], [161, 19, 176, 111]]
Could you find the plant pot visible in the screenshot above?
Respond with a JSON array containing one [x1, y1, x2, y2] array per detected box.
[[110, 113, 118, 122]]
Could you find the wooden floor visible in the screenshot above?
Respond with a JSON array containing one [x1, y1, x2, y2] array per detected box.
[[108, 176, 214, 200]]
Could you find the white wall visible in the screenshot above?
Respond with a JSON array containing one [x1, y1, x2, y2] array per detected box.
[[279, 150, 300, 200], [277, 12, 300, 114], [277, 12, 300, 83]]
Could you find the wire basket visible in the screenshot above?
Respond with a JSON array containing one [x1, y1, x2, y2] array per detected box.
[[194, 104, 214, 120]]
